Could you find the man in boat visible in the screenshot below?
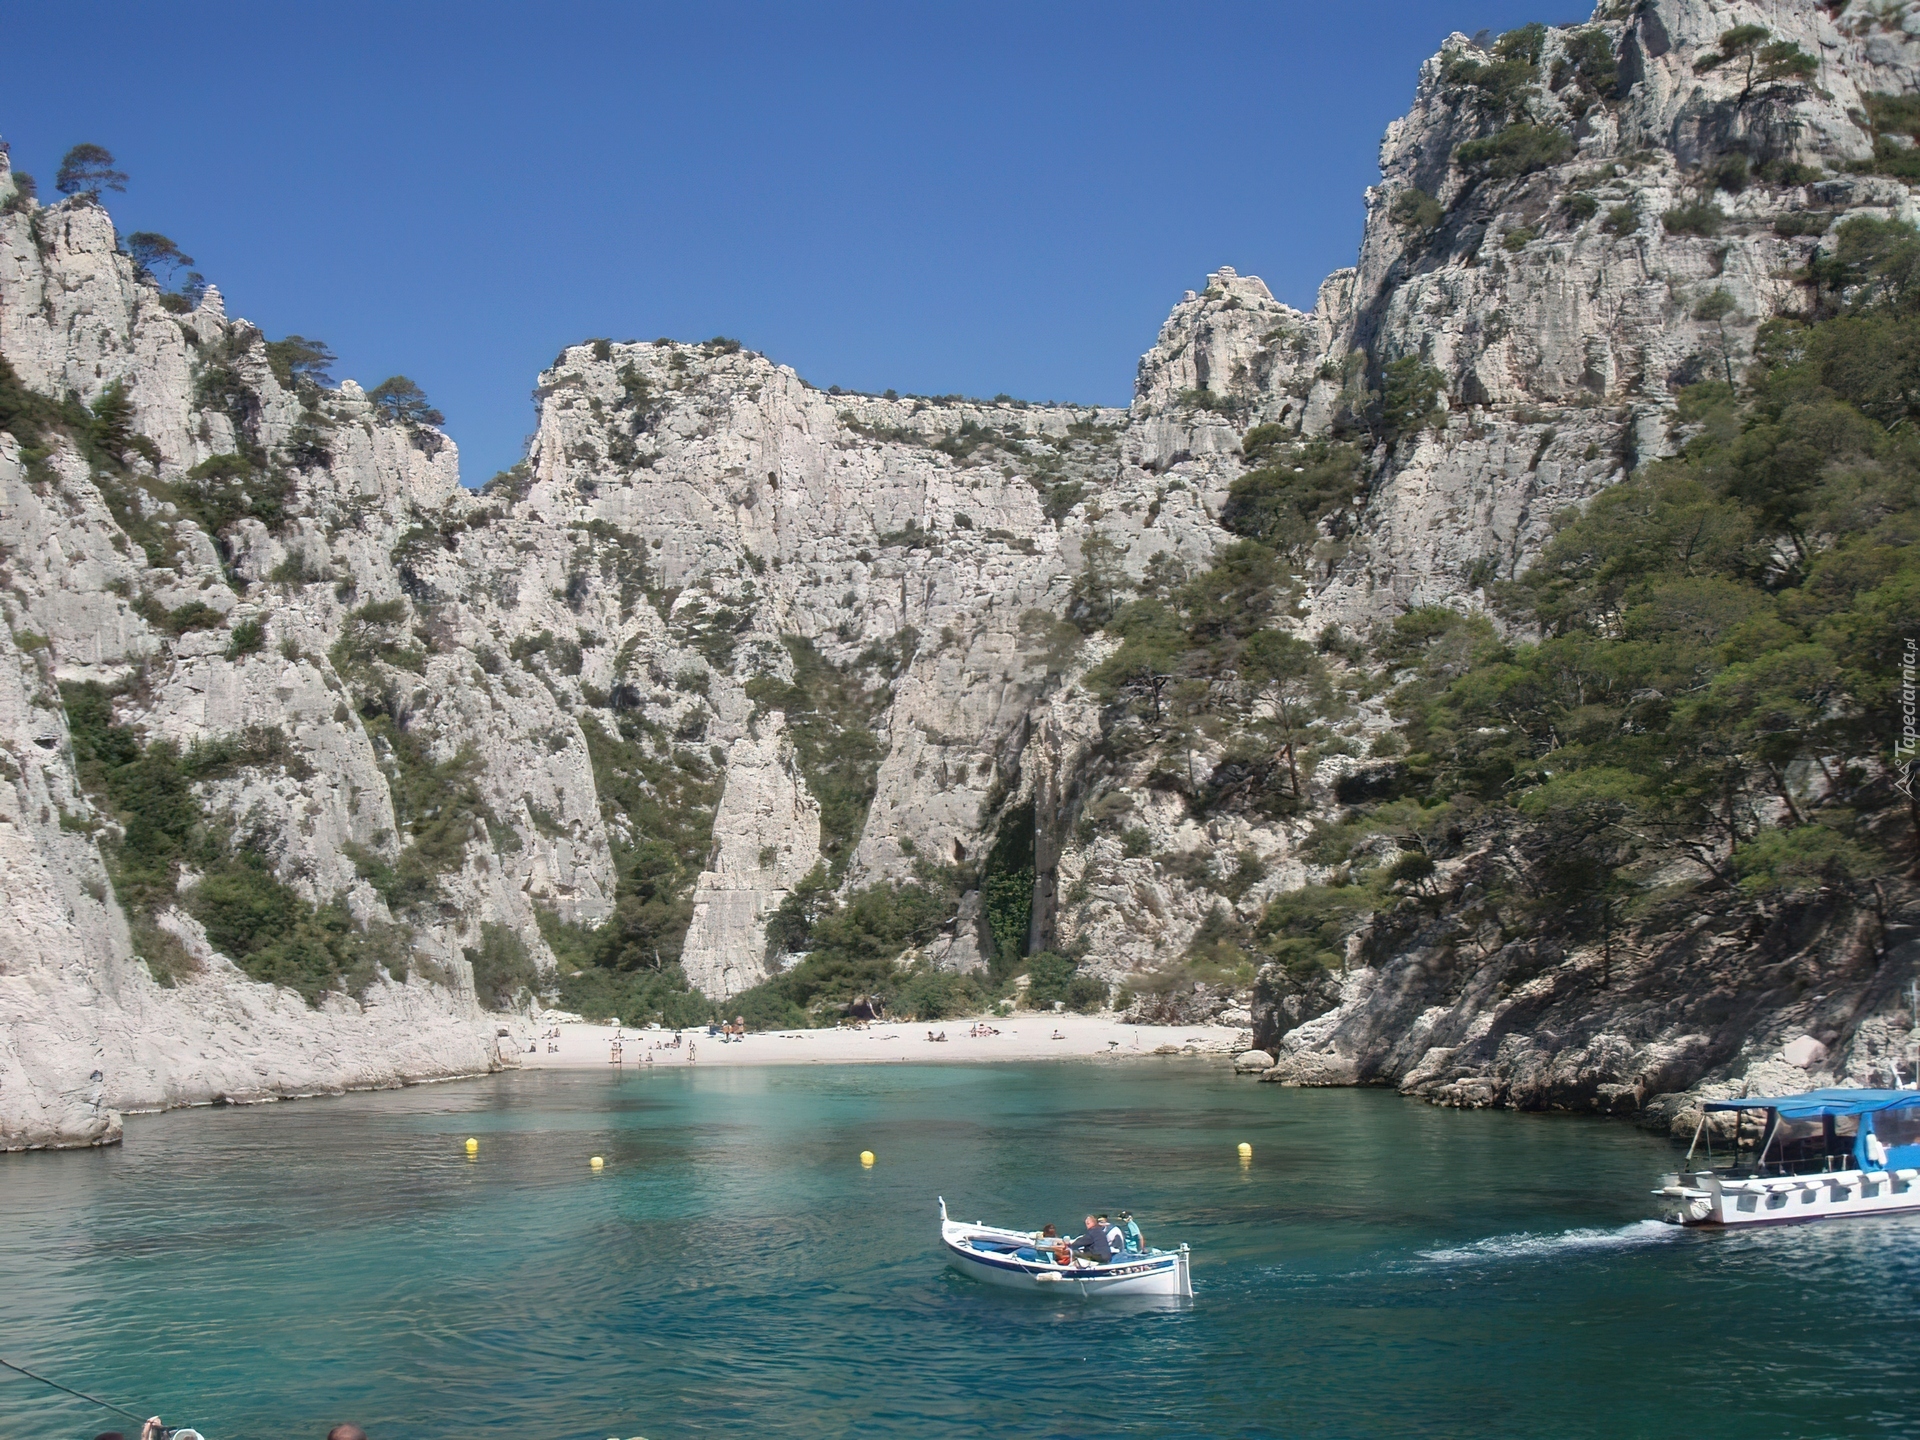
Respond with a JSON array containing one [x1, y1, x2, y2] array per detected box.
[[1118, 1210, 1143, 1253], [1071, 1214, 1115, 1264]]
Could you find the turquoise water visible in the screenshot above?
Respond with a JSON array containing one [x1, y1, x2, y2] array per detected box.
[[3, 1062, 1917, 1439]]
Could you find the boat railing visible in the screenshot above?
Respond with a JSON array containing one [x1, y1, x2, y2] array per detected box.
[[1693, 1152, 1863, 1179]]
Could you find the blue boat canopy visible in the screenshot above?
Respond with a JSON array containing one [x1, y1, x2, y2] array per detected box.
[[1703, 1087, 1920, 1119]]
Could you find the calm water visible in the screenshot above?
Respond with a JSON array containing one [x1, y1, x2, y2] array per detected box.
[[2, 1062, 1916, 1439]]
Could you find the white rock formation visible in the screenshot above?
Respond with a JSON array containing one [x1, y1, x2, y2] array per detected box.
[[681, 715, 822, 999]]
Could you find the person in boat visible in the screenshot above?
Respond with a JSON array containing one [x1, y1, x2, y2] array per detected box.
[[1072, 1214, 1115, 1263], [1030, 1224, 1071, 1265], [1098, 1213, 1126, 1255], [328, 1426, 369, 1440], [1118, 1209, 1143, 1253]]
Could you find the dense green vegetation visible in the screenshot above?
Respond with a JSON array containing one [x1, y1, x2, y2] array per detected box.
[[61, 681, 399, 1002], [1456, 123, 1573, 180], [465, 923, 540, 1010], [744, 634, 911, 879], [348, 718, 491, 914], [1080, 433, 1358, 824], [1277, 218, 1920, 981], [1066, 217, 1920, 999], [729, 869, 986, 1028], [980, 803, 1035, 980], [542, 712, 723, 1026]]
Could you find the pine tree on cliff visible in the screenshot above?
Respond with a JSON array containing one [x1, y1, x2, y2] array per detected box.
[[54, 144, 128, 200], [1692, 25, 1818, 102], [368, 376, 444, 427]]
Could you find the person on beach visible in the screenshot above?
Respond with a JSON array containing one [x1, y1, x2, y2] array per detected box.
[[688, 1042, 696, 1063]]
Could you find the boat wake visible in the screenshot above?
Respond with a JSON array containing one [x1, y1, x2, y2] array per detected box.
[[1419, 1219, 1677, 1265]]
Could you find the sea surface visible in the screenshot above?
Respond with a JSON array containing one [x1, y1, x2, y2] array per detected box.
[[3, 1061, 1916, 1439]]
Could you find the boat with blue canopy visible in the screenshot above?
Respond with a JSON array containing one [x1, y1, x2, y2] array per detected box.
[[1654, 1087, 1920, 1226]]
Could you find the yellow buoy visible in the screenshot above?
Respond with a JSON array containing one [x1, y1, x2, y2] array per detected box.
[[859, 1150, 875, 1167], [590, 1155, 605, 1170], [465, 1137, 479, 1154], [1237, 1142, 1253, 1159]]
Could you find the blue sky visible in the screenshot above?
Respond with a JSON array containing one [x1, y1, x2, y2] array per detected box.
[[5, 1, 1552, 484]]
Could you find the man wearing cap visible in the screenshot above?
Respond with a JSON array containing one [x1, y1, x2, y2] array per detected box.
[[1118, 1210, 1143, 1253]]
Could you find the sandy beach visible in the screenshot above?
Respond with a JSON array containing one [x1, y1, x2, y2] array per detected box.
[[509, 1012, 1250, 1070]]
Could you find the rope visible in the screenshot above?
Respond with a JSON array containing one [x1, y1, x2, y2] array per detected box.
[[0, 1353, 151, 1424]]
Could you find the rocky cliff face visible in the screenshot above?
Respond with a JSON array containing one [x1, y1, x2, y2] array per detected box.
[[4, 0, 1916, 1147]]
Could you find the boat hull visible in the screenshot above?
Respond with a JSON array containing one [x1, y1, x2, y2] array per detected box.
[[1659, 1166, 1920, 1227], [937, 1207, 1192, 1297]]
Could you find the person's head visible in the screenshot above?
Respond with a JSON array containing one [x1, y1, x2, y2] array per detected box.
[[327, 1426, 368, 1440], [1119, 1210, 1132, 1222], [95, 1431, 128, 1440], [1084, 1214, 1096, 1228], [1097, 1214, 1109, 1224]]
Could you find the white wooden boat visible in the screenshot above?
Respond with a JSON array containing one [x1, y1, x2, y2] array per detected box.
[[938, 1198, 1193, 1297], [1656, 1087, 1920, 1227]]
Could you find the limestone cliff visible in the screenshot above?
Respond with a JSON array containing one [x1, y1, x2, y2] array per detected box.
[[4, 0, 1917, 1148]]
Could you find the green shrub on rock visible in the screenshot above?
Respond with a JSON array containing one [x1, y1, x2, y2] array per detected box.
[[465, 922, 539, 1009], [1390, 188, 1444, 233], [1663, 202, 1726, 237], [1603, 203, 1639, 235], [1455, 123, 1572, 180]]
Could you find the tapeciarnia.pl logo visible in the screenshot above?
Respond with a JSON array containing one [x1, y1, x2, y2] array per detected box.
[[1899, 636, 1918, 799]]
